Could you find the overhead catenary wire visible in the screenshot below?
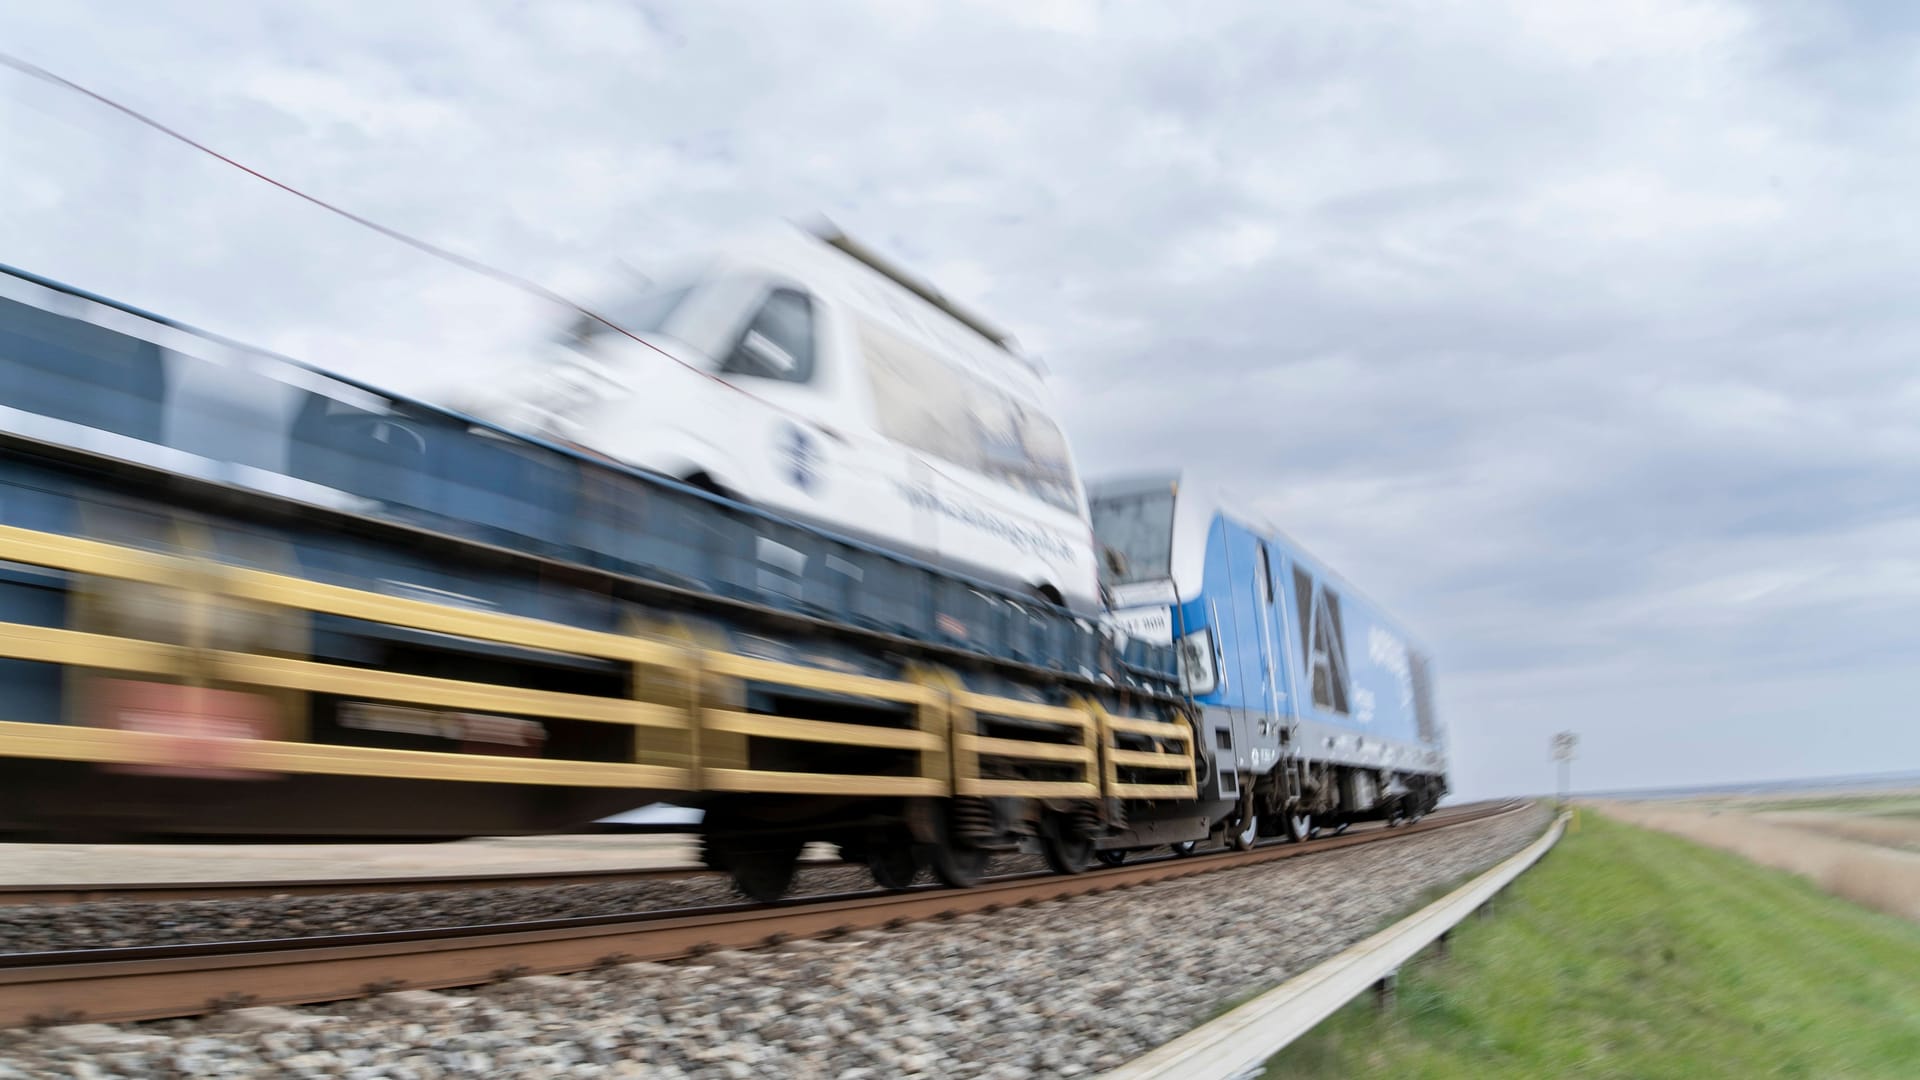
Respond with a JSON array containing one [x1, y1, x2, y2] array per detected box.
[[0, 51, 749, 400], [0, 50, 1086, 545]]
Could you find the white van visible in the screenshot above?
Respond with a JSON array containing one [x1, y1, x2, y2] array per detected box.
[[456, 224, 1101, 613]]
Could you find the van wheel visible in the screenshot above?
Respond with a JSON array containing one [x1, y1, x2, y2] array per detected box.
[[1029, 584, 1066, 609]]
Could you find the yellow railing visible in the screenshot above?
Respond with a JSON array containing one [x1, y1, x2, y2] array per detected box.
[[696, 651, 950, 796], [952, 691, 1101, 799], [1096, 704, 1198, 800], [0, 523, 1194, 802], [0, 523, 697, 789]]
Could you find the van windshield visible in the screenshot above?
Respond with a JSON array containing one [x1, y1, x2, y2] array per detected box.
[[563, 284, 692, 351], [1090, 488, 1175, 587]]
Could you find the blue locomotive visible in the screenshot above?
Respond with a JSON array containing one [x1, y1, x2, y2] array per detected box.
[[1091, 473, 1447, 849]]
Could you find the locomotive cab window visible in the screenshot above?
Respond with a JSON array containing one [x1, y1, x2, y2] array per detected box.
[[723, 288, 817, 383], [1089, 486, 1176, 586]]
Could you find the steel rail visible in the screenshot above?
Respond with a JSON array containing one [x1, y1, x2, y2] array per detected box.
[[0, 846, 872, 908], [0, 801, 1528, 1028], [0, 864, 723, 907]]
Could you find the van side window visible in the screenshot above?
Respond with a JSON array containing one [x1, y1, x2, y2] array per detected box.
[[858, 316, 1078, 512], [723, 289, 816, 383]]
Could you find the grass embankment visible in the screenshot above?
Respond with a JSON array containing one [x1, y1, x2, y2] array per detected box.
[[1262, 813, 1920, 1078]]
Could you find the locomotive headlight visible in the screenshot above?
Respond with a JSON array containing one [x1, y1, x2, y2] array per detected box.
[[1177, 627, 1217, 696]]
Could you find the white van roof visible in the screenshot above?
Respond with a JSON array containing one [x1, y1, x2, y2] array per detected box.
[[784, 221, 1048, 380], [809, 224, 1017, 353], [652, 222, 1052, 407]]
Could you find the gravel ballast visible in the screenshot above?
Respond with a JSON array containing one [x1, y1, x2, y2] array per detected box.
[[0, 807, 1547, 1078]]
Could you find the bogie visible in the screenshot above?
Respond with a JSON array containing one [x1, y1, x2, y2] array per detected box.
[[1039, 812, 1096, 875]]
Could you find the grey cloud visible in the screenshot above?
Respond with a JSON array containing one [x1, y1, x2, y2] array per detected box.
[[3, 0, 1917, 796]]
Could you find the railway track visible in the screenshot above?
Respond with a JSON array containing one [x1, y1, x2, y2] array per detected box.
[[0, 844, 862, 908], [0, 800, 1528, 1028], [0, 860, 769, 908]]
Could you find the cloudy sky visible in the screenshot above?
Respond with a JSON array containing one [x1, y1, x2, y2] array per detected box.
[[5, 1, 1917, 798]]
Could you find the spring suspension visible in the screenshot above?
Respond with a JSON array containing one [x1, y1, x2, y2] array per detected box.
[[1073, 801, 1104, 839], [950, 797, 995, 844]]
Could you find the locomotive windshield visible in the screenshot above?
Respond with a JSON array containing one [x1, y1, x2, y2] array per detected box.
[[1089, 486, 1175, 587]]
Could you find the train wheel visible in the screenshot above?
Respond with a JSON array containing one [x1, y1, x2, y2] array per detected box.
[[1169, 840, 1199, 857], [1094, 849, 1128, 867], [1230, 813, 1259, 851], [1285, 812, 1315, 844], [1040, 816, 1094, 874], [928, 844, 988, 888], [922, 808, 989, 889], [865, 832, 921, 891], [728, 840, 803, 902]]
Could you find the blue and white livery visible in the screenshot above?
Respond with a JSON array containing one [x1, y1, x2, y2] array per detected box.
[[1091, 472, 1447, 842]]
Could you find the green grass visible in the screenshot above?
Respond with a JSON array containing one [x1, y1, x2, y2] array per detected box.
[[1261, 814, 1920, 1079]]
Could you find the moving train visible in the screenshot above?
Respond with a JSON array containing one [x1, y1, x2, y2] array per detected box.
[[1090, 474, 1447, 849], [0, 230, 1445, 900]]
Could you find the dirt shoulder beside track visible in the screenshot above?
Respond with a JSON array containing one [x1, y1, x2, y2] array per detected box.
[[1591, 801, 1920, 924]]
